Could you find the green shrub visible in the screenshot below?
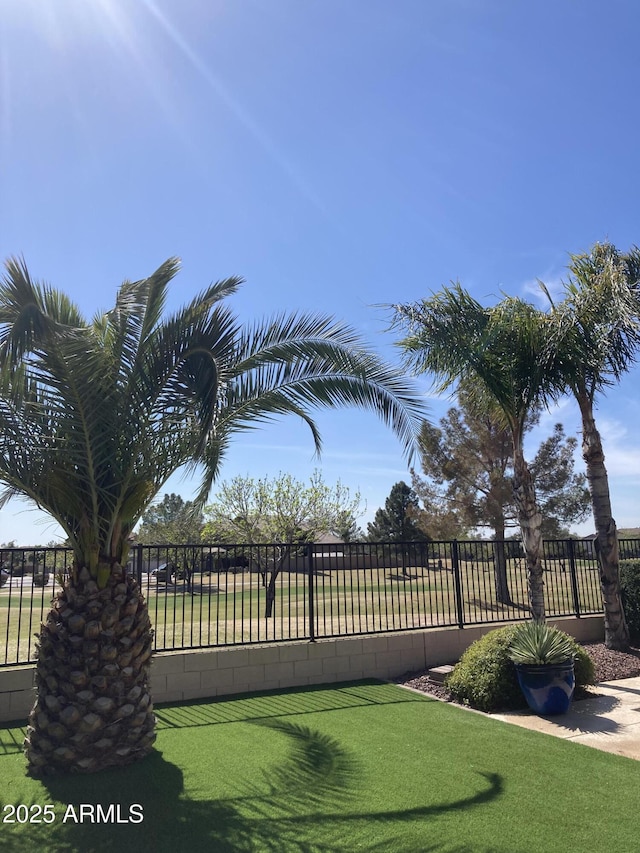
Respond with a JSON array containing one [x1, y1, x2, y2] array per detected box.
[[620, 560, 640, 641], [574, 642, 596, 686], [446, 626, 523, 712], [446, 624, 595, 713]]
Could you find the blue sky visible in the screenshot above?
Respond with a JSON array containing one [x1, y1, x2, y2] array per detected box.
[[1, 0, 639, 544]]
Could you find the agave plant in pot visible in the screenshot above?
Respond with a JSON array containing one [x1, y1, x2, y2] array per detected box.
[[507, 622, 577, 716]]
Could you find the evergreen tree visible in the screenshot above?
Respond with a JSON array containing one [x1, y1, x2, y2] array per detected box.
[[412, 389, 590, 603], [367, 481, 428, 542], [412, 388, 590, 543]]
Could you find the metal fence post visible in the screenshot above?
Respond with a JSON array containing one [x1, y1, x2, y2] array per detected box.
[[568, 538, 581, 617], [133, 544, 143, 585], [451, 540, 465, 629], [308, 543, 316, 642]]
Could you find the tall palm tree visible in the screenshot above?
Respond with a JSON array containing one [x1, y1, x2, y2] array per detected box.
[[0, 257, 424, 775], [546, 243, 640, 649], [392, 286, 567, 621]]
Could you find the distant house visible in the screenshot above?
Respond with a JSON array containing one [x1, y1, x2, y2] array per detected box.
[[310, 532, 344, 558], [618, 527, 640, 538], [574, 530, 640, 561]]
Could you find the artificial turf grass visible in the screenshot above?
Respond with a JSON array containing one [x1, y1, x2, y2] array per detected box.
[[0, 681, 638, 853]]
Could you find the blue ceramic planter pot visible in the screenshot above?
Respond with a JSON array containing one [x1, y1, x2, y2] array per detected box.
[[515, 661, 575, 716]]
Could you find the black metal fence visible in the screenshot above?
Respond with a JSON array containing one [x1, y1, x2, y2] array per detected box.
[[1, 538, 639, 667]]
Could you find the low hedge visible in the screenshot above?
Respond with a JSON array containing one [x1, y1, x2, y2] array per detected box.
[[446, 624, 595, 713], [620, 559, 640, 641]]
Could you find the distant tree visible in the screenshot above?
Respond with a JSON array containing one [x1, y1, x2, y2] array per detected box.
[[334, 510, 364, 543], [530, 425, 591, 537], [202, 471, 363, 617], [137, 493, 203, 545], [136, 493, 205, 587], [412, 385, 515, 556], [412, 387, 590, 601], [411, 486, 469, 541], [367, 481, 429, 577], [367, 481, 428, 543]]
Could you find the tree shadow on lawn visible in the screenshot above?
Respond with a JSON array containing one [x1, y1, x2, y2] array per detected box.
[[386, 571, 419, 581], [29, 744, 503, 853], [2, 689, 506, 853], [466, 597, 530, 614]]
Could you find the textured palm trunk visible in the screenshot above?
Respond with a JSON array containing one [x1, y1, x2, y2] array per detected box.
[[577, 391, 629, 650], [24, 565, 155, 775], [512, 445, 545, 621]]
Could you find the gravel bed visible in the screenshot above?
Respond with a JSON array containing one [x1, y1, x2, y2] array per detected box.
[[396, 642, 640, 704]]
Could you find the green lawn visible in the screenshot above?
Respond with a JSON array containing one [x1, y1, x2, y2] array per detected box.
[[0, 681, 638, 852]]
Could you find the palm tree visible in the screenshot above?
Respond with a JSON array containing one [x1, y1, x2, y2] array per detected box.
[[392, 286, 567, 621], [0, 257, 424, 775], [546, 243, 640, 649]]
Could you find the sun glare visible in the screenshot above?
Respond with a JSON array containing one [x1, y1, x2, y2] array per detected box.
[[137, 0, 328, 214], [4, 0, 123, 44], [3, 0, 327, 214]]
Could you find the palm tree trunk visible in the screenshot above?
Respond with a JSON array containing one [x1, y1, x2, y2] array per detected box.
[[24, 566, 156, 775], [512, 444, 545, 621], [577, 391, 629, 650]]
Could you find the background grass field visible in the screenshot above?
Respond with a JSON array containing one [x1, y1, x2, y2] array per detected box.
[[0, 557, 603, 664]]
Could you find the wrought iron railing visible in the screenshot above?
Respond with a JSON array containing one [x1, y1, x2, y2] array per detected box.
[[1, 538, 638, 666]]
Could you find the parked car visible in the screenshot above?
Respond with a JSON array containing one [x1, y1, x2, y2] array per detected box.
[[0, 569, 9, 587], [152, 562, 184, 583]]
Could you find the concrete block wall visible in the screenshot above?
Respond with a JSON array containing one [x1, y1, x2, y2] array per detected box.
[[150, 630, 430, 703], [0, 615, 604, 723], [0, 666, 36, 724]]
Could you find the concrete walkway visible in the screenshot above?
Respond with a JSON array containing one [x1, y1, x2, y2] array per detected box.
[[491, 676, 640, 761]]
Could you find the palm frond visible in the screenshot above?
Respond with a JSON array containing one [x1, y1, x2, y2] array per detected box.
[[0, 257, 85, 362], [392, 284, 565, 432], [544, 242, 640, 395], [0, 260, 425, 574]]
